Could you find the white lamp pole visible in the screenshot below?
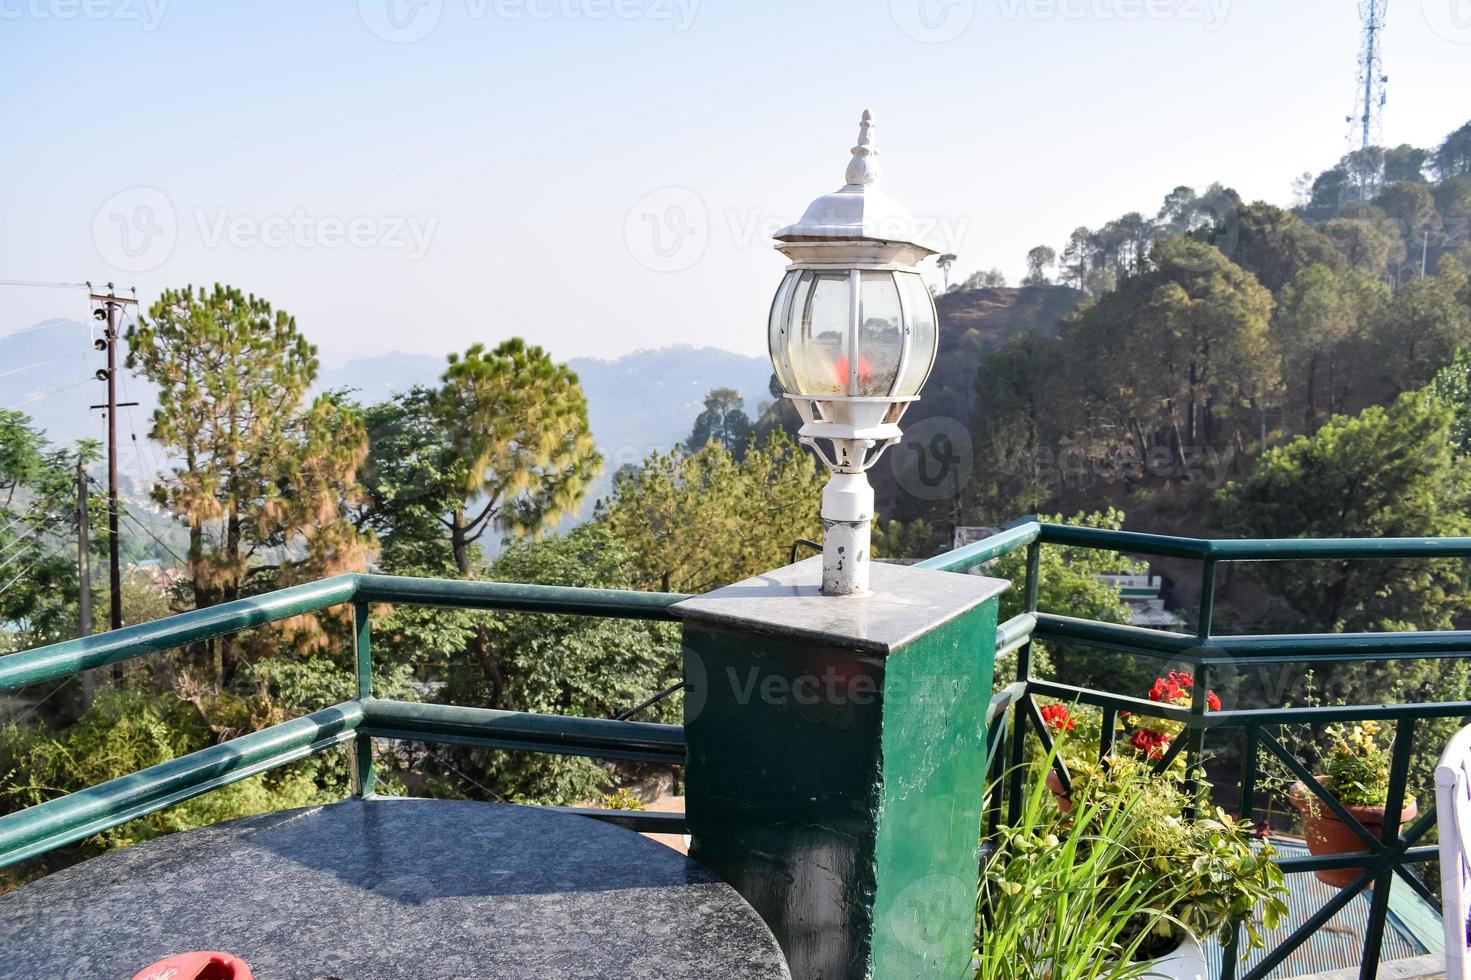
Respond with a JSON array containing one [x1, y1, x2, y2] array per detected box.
[[766, 111, 941, 596]]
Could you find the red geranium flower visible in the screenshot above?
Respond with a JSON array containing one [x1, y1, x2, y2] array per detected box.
[[1130, 728, 1171, 759], [1145, 671, 1222, 712], [1040, 703, 1075, 732]]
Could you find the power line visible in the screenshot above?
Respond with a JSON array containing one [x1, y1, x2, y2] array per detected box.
[[0, 279, 89, 290], [4, 378, 92, 412], [0, 539, 68, 598], [6, 676, 76, 729], [0, 487, 72, 540], [0, 513, 68, 571], [0, 350, 88, 381], [0, 499, 74, 570], [120, 508, 188, 568], [1, 320, 92, 342], [86, 475, 188, 568]]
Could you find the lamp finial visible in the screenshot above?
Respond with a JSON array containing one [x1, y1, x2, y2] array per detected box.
[[844, 109, 881, 186]]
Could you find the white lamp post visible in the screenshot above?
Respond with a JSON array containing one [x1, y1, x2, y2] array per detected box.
[[768, 110, 941, 596]]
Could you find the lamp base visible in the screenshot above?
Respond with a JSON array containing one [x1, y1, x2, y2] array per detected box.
[[821, 471, 874, 596]]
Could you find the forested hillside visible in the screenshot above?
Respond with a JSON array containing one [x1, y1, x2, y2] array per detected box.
[[866, 120, 1471, 561]]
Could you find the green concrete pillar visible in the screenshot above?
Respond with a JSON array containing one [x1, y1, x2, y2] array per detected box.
[[672, 557, 1007, 980]]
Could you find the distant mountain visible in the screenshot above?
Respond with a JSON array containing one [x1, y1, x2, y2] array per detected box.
[[0, 318, 119, 456], [316, 344, 773, 472], [567, 346, 774, 471], [316, 352, 444, 402], [0, 324, 772, 533], [316, 343, 774, 527]]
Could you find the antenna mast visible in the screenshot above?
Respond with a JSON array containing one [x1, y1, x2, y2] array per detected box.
[[1347, 0, 1382, 153]]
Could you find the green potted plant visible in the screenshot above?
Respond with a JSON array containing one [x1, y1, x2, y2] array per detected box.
[[1066, 756, 1288, 977], [1287, 720, 1416, 888], [1029, 697, 1287, 978], [977, 749, 1186, 979]]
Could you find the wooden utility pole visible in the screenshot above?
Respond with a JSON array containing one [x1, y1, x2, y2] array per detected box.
[[87, 283, 138, 641], [76, 458, 94, 707]]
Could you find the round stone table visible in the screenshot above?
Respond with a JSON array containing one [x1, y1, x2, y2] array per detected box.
[[0, 798, 790, 980]]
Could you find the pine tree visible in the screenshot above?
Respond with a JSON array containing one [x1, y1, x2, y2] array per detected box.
[[128, 285, 373, 682]]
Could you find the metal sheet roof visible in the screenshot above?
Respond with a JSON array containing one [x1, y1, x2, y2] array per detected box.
[[1204, 840, 1443, 978]]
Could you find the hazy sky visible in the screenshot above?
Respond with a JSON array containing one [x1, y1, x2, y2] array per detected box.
[[3, 0, 1470, 363]]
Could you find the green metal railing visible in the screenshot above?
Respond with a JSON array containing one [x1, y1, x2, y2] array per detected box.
[[2, 528, 1468, 978], [922, 520, 1471, 980], [0, 573, 692, 867]]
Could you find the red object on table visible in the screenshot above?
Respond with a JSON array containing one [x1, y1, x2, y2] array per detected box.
[[132, 951, 253, 980]]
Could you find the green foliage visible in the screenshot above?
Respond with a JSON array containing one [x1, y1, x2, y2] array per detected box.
[[1064, 756, 1287, 952], [1272, 265, 1386, 429], [358, 344, 601, 709], [1320, 218, 1399, 276], [1435, 121, 1471, 179], [434, 339, 601, 570], [978, 753, 1175, 979], [871, 517, 942, 560], [598, 429, 823, 594], [1022, 245, 1056, 286], [1323, 721, 1393, 808], [426, 523, 679, 805], [599, 787, 647, 811], [1374, 182, 1439, 251], [972, 332, 1068, 516], [1215, 391, 1471, 632], [964, 119, 1471, 524], [1384, 144, 1431, 184], [959, 268, 1007, 290], [1429, 347, 1471, 455], [981, 236, 1277, 512], [1372, 260, 1471, 395], [0, 691, 333, 869], [0, 411, 99, 645], [1217, 202, 1345, 294], [979, 746, 1286, 976], [990, 511, 1142, 693], [128, 284, 373, 675], [355, 386, 487, 685], [358, 386, 467, 577], [685, 388, 752, 460]]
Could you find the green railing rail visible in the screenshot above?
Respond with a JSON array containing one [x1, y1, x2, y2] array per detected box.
[[932, 520, 1471, 980], [0, 573, 692, 867], [3, 527, 1469, 979]]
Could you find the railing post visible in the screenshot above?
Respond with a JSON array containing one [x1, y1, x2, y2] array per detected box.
[[1359, 717, 1416, 979], [1184, 558, 1217, 817], [1184, 662, 1210, 818], [672, 559, 1009, 980], [349, 599, 375, 798], [1197, 557, 1217, 640], [1007, 539, 1043, 826], [1220, 725, 1260, 980]]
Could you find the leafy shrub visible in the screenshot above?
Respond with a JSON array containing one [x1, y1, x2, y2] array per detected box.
[[0, 691, 334, 873], [1067, 757, 1287, 952], [978, 751, 1184, 979], [1324, 720, 1395, 807]]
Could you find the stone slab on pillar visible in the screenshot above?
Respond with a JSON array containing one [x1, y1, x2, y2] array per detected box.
[[672, 557, 1007, 980]]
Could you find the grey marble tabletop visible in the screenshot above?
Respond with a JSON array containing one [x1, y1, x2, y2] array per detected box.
[[0, 797, 791, 980]]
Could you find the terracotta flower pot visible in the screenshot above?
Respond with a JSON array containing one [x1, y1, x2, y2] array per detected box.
[[1045, 768, 1073, 813], [1288, 776, 1416, 888]]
